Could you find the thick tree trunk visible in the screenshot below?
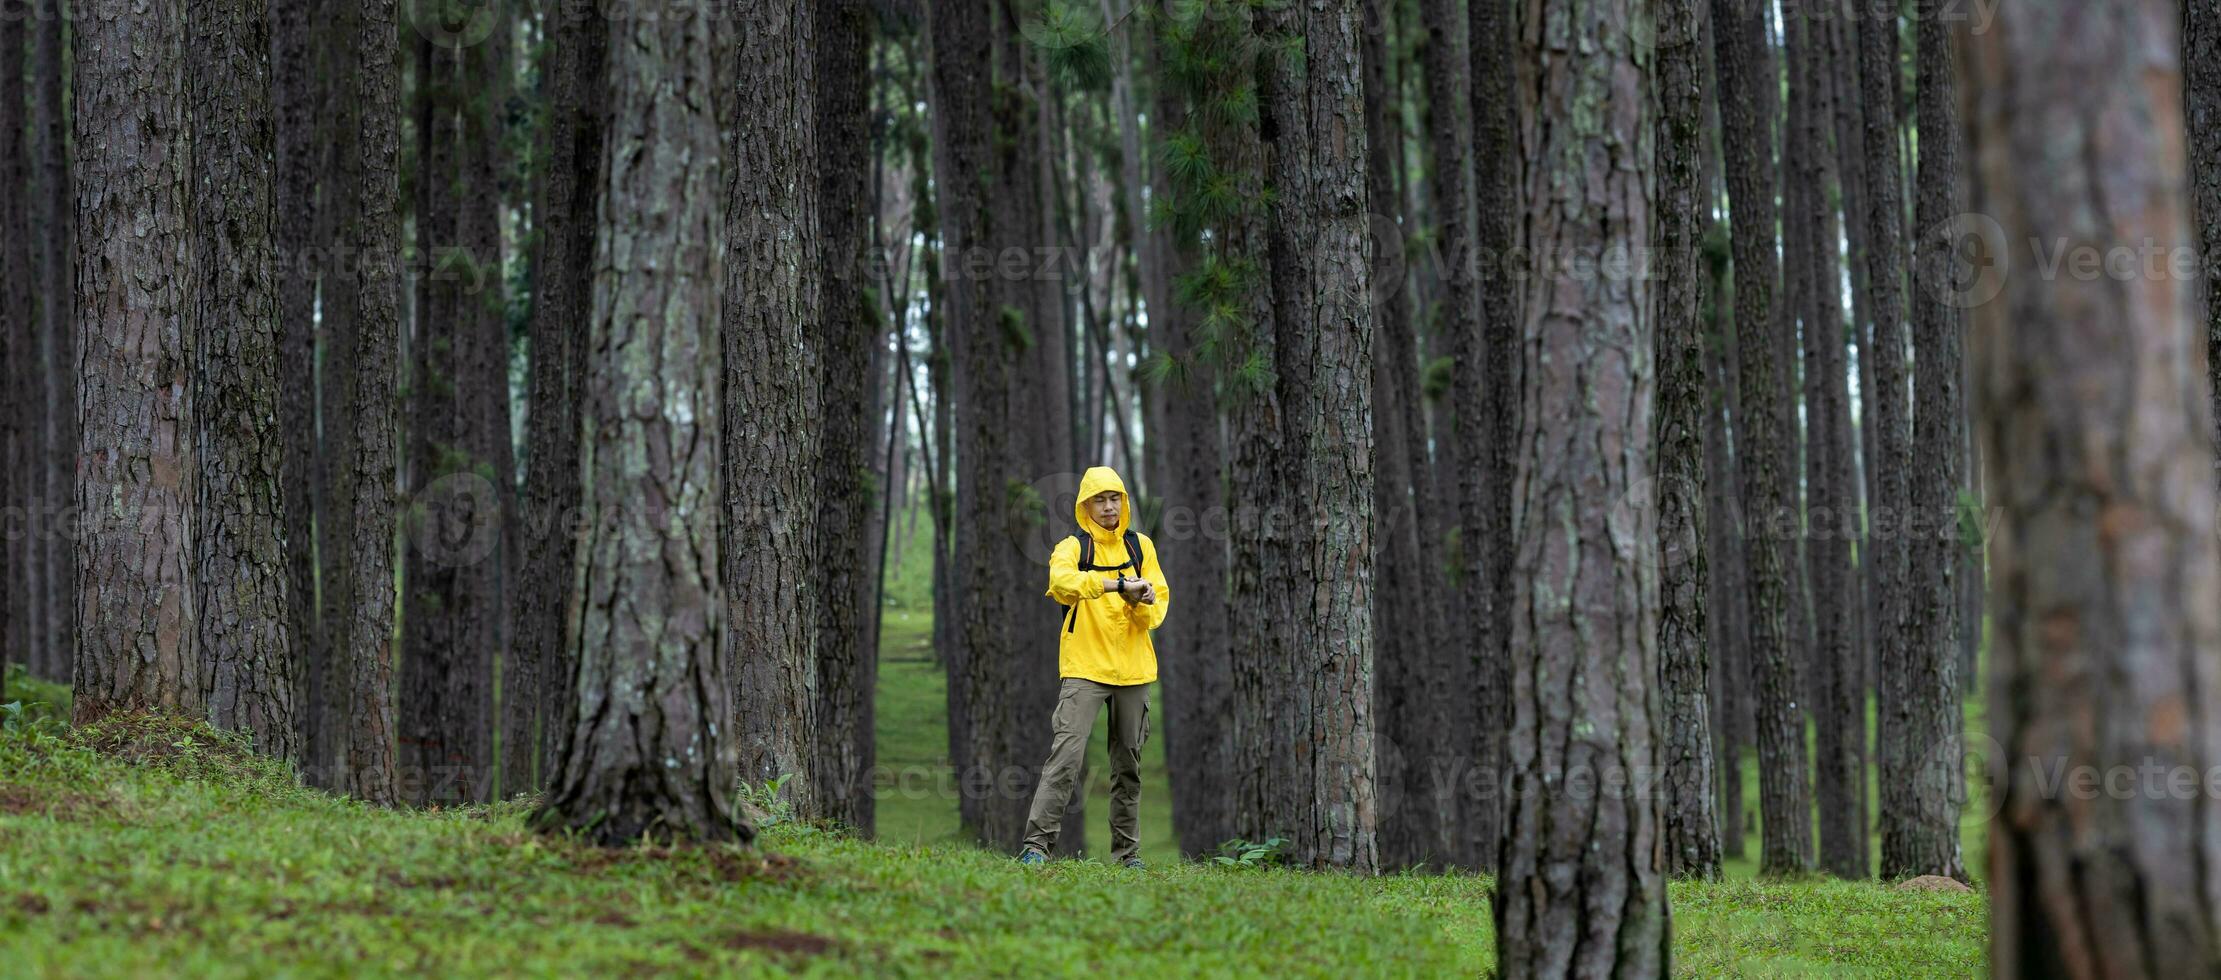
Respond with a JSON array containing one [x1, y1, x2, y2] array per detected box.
[[2, 4, 30, 700], [1897, 0, 1970, 883], [1655, 0, 1721, 881], [1709, 0, 1813, 876], [190, 0, 300, 762], [401, 27, 495, 806], [1860, 0, 1940, 882], [270, 0, 324, 773], [812, 0, 880, 837], [2194, 1, 2221, 453], [516, 0, 607, 793], [1367, 0, 1428, 870], [1961, 3, 2221, 973], [33, 0, 74, 688], [1494, 0, 1669, 970], [1233, 0, 1375, 873], [929, 0, 1024, 849], [1145, 3, 1236, 861], [1696, 19, 1750, 863], [534, 0, 742, 847], [1830, 12, 1880, 720], [461, 21, 516, 802], [1798, 1, 1869, 882], [326, 0, 404, 804], [72, 0, 204, 722], [724, 0, 823, 812], [1461, 0, 1520, 876]]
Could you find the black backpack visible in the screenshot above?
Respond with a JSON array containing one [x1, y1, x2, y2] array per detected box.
[[1058, 530, 1145, 633]]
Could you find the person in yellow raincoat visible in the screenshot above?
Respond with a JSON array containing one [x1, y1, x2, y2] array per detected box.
[[1017, 466, 1170, 867]]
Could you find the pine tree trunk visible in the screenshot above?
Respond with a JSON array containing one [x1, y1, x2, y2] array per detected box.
[[2, 4, 30, 700], [534, 0, 741, 847], [516, 0, 607, 793], [1709, 0, 1813, 876], [401, 28, 494, 806], [1366, 0, 1425, 870], [2194, 1, 2221, 454], [1696, 17, 1750, 862], [928, 0, 1024, 848], [271, 0, 324, 774], [1655, 0, 1721, 881], [1796, 0, 1869, 881], [33, 0, 74, 688], [326, 0, 404, 804], [1234, 0, 1376, 872], [1494, 0, 1669, 969], [190, 0, 300, 763], [724, 0, 823, 812], [1962, 3, 2221, 972], [72, 0, 204, 722], [1461, 0, 1520, 875], [1144, 3, 1236, 861], [1896, 0, 1970, 883], [460, 21, 516, 802], [1860, 0, 1937, 882], [1829, 12, 1880, 724], [812, 0, 880, 837]]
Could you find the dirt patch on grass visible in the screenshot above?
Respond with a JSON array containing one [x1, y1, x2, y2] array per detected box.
[[0, 784, 109, 820], [718, 928, 837, 956]]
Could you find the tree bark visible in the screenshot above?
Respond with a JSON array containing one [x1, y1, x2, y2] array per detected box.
[[1961, 2, 2221, 973], [1367, 0, 1428, 871], [270, 0, 324, 773], [1655, 0, 1721, 881], [1459, 0, 1521, 875], [2194, 1, 2221, 456], [33, 0, 74, 688], [1709, 0, 1813, 876], [533, 0, 743, 847], [724, 0, 823, 812], [1798, 0, 1869, 882], [812, 0, 880, 837], [1860, 0, 1935, 882], [461, 16, 516, 802], [72, 0, 204, 723], [2, 0, 31, 701], [929, 0, 1026, 848], [1145, 2, 1236, 861], [1896, 0, 1970, 883], [401, 25, 495, 806], [1232, 0, 1376, 873], [1494, 0, 1669, 970], [190, 0, 300, 762], [325, 0, 404, 803], [515, 0, 607, 793]]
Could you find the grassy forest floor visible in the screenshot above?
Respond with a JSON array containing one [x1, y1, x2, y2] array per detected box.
[[0, 514, 1986, 975]]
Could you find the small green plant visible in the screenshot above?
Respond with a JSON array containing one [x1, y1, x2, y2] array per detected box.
[[736, 772, 801, 830], [1211, 836, 1289, 869]]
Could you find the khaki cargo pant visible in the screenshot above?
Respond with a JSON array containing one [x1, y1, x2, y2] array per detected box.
[[1021, 677, 1150, 861]]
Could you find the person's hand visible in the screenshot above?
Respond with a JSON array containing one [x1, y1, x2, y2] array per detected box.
[[1126, 580, 1155, 605]]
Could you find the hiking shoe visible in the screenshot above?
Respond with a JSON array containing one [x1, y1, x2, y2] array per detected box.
[[1017, 849, 1048, 866], [1119, 857, 1144, 870]]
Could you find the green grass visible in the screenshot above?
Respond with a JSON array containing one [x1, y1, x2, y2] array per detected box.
[[0, 517, 1989, 974], [0, 711, 1983, 976]]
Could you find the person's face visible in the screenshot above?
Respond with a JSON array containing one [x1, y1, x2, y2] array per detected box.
[[1088, 490, 1122, 530]]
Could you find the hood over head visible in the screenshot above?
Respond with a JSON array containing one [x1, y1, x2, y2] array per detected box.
[[1073, 466, 1131, 541]]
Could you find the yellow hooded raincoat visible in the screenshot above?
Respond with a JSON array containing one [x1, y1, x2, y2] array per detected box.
[[1044, 467, 1169, 686]]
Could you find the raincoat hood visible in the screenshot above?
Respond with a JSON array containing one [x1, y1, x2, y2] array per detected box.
[[1074, 466, 1131, 543]]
